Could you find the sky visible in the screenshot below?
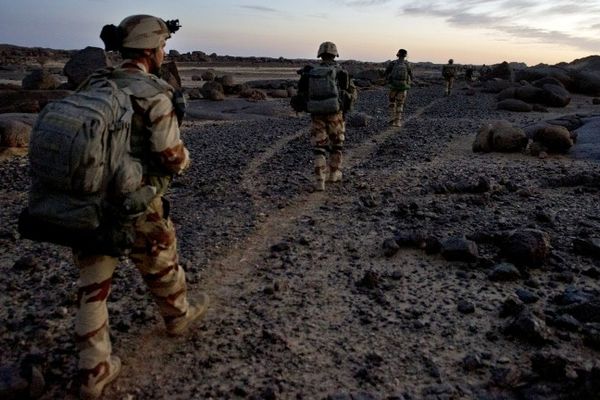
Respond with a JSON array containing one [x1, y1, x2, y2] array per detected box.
[[1, 0, 599, 66]]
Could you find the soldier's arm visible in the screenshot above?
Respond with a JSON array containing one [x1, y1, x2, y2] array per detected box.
[[143, 92, 190, 174], [407, 62, 414, 81]]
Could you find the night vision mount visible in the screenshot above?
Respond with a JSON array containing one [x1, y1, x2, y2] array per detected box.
[[165, 19, 181, 34]]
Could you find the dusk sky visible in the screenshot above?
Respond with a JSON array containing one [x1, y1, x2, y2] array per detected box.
[[1, 0, 599, 65]]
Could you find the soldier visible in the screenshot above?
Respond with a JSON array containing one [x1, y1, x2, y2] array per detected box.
[[293, 41, 357, 191], [464, 65, 474, 82], [71, 15, 209, 399], [384, 48, 413, 127], [442, 58, 457, 96]]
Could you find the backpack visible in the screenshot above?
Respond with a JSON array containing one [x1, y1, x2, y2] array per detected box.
[[19, 69, 160, 254], [390, 60, 409, 83], [442, 65, 456, 79], [306, 65, 341, 114]]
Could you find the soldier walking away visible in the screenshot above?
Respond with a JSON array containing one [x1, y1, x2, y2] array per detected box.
[[21, 15, 208, 399], [292, 41, 357, 191], [464, 65, 474, 83], [384, 48, 413, 127], [442, 59, 457, 96]]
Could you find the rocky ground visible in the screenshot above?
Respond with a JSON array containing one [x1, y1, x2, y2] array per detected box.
[[2, 76, 600, 400]]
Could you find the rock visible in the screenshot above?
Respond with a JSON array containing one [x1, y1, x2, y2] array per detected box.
[[347, 112, 370, 127], [532, 125, 573, 153], [505, 309, 551, 345], [12, 255, 38, 270], [0, 119, 31, 148], [515, 288, 539, 304], [382, 237, 400, 257], [482, 79, 514, 93], [269, 89, 289, 98], [457, 300, 475, 314], [0, 89, 72, 113], [21, 69, 61, 90], [497, 98, 534, 112], [489, 366, 521, 388], [270, 242, 290, 252], [473, 120, 528, 153], [547, 313, 581, 332], [572, 237, 600, 258], [500, 297, 525, 318], [489, 263, 521, 282], [462, 353, 484, 371], [501, 229, 551, 266], [541, 84, 571, 107], [440, 237, 479, 262], [582, 323, 600, 350], [356, 270, 380, 290], [531, 352, 567, 380], [218, 75, 236, 95], [63, 46, 109, 88], [191, 75, 202, 81], [200, 81, 224, 101], [240, 88, 267, 101], [201, 70, 216, 81]]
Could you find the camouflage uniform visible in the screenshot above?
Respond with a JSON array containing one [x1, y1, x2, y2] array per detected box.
[[74, 61, 192, 392], [442, 61, 457, 96], [297, 48, 356, 191], [385, 53, 413, 127]]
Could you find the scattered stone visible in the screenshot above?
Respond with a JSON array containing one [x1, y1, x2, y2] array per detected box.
[[382, 237, 400, 257], [356, 270, 381, 290], [440, 237, 479, 262], [505, 309, 551, 345], [572, 237, 600, 258], [501, 229, 551, 266], [582, 323, 600, 350], [347, 112, 370, 127], [515, 288, 539, 304], [489, 366, 521, 389], [488, 263, 521, 282], [21, 69, 61, 90], [12, 255, 38, 270], [457, 300, 475, 314], [497, 98, 534, 112], [270, 242, 290, 252], [500, 297, 525, 318], [0, 119, 31, 148], [531, 352, 568, 380], [462, 353, 484, 371]]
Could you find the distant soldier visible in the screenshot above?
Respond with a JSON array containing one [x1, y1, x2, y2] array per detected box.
[[464, 65, 474, 82], [384, 48, 413, 127], [442, 59, 457, 96], [292, 41, 357, 191]]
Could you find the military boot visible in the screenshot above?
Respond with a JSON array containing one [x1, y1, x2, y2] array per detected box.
[[328, 169, 342, 183], [166, 293, 210, 336], [315, 179, 326, 191], [79, 355, 122, 400]]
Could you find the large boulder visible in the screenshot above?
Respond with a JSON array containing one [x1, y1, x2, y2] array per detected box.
[[569, 70, 600, 96], [63, 46, 110, 89], [482, 79, 514, 93], [532, 124, 573, 153], [201, 70, 216, 81], [514, 66, 573, 88], [497, 99, 533, 112], [540, 84, 571, 107], [501, 229, 551, 266], [0, 119, 31, 147], [473, 121, 528, 153], [200, 81, 224, 101], [0, 90, 72, 113], [21, 69, 61, 90]]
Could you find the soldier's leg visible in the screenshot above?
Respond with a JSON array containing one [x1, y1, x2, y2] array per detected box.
[[310, 115, 329, 190], [444, 79, 450, 96], [448, 77, 454, 95], [388, 90, 398, 126], [129, 197, 207, 335], [74, 252, 122, 398], [327, 111, 346, 182], [395, 91, 407, 125]]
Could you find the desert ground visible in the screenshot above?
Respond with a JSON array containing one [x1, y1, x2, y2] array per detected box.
[[1, 56, 600, 400]]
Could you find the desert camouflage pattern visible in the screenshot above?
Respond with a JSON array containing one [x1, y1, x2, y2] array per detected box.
[[389, 89, 407, 126], [317, 41, 339, 58], [310, 111, 345, 185], [75, 197, 189, 387], [119, 14, 170, 49], [115, 61, 190, 194], [442, 64, 457, 96], [74, 60, 192, 387]]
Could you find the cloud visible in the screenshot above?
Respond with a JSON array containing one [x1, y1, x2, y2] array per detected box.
[[343, 0, 392, 5], [239, 5, 279, 13], [399, 0, 600, 52]]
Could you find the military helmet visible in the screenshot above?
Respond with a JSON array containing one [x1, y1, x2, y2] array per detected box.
[[397, 49, 407, 57], [448, 59, 454, 64], [119, 15, 171, 49], [318, 41, 339, 58]]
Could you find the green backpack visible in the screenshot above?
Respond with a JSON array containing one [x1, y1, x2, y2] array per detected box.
[[306, 65, 341, 114], [19, 69, 159, 254]]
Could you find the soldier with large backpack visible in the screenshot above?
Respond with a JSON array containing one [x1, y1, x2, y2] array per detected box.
[[442, 58, 458, 96], [292, 41, 357, 191], [19, 15, 208, 399], [385, 48, 413, 127]]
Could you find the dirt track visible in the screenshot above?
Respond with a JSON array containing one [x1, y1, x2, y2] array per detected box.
[[2, 84, 600, 399]]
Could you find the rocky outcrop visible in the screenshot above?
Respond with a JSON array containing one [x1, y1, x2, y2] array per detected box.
[[63, 46, 109, 89]]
